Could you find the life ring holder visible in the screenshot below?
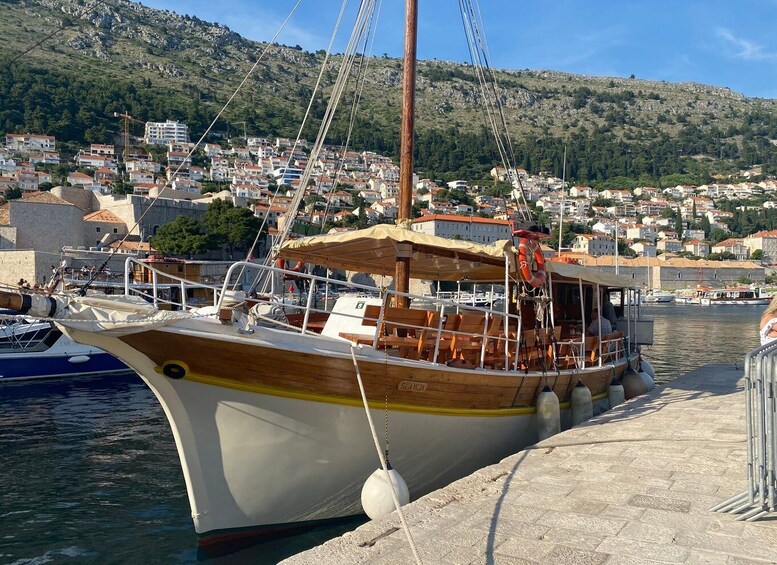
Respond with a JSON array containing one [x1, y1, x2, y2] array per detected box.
[[516, 234, 546, 288]]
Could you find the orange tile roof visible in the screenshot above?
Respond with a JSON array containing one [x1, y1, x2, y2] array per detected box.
[[84, 210, 124, 223], [16, 191, 72, 206], [107, 240, 153, 252]]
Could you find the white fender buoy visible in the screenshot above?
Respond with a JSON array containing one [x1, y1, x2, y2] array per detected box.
[[67, 355, 90, 364], [639, 371, 655, 392], [361, 463, 410, 520], [571, 381, 593, 426], [608, 378, 625, 408], [639, 358, 655, 380], [536, 385, 560, 442], [622, 367, 648, 400]]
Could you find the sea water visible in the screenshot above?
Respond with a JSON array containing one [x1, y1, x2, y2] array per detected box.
[[0, 304, 761, 564]]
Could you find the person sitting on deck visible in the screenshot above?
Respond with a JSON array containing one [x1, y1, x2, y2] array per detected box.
[[760, 295, 777, 345], [587, 307, 612, 336]]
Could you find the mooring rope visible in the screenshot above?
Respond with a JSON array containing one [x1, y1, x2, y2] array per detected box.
[[348, 346, 421, 565]]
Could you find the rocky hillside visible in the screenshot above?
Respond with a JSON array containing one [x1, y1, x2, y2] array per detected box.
[[3, 0, 777, 181]]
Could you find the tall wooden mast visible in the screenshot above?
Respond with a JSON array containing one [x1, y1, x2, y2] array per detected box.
[[394, 0, 418, 308]]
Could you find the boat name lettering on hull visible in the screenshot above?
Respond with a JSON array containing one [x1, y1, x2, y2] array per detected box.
[[398, 381, 427, 392]]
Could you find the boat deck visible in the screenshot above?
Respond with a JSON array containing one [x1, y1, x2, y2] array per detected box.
[[283, 364, 777, 565]]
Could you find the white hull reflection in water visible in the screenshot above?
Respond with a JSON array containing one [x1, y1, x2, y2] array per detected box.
[[639, 304, 760, 383]]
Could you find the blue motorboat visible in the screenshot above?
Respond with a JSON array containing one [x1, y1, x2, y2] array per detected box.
[[0, 317, 132, 382]]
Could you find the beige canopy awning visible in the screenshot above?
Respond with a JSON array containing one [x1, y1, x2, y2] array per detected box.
[[278, 224, 515, 282], [279, 224, 639, 288]]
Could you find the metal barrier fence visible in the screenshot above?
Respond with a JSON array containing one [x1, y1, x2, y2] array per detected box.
[[711, 339, 777, 521]]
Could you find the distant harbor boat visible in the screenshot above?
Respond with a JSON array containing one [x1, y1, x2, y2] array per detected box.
[[643, 290, 675, 304], [0, 317, 131, 382], [698, 287, 771, 306]]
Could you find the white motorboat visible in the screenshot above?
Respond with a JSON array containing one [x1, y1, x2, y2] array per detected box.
[[643, 290, 675, 304]]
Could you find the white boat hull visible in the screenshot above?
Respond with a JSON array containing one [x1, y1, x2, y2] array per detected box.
[[699, 298, 770, 306], [66, 325, 611, 542]]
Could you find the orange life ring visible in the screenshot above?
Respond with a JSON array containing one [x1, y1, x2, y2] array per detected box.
[[517, 238, 547, 288], [276, 258, 305, 272]]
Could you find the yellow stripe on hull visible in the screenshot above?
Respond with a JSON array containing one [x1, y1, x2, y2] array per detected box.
[[156, 365, 610, 417]]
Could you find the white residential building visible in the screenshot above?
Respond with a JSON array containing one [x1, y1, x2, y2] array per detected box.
[[411, 214, 512, 244], [570, 234, 616, 256], [711, 238, 750, 260], [5, 133, 56, 153], [144, 120, 190, 146], [744, 230, 777, 262]]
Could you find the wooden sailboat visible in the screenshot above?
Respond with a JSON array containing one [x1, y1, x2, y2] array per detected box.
[[0, 0, 651, 547]]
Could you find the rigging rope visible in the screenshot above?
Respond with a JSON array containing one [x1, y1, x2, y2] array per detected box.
[[458, 0, 531, 222], [242, 0, 382, 296], [318, 0, 383, 232], [273, 0, 380, 252], [250, 0, 381, 297]]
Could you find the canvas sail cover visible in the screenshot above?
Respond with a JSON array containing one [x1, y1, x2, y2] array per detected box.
[[20, 294, 194, 337]]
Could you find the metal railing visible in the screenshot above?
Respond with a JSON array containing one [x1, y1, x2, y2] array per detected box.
[[117, 258, 634, 373], [711, 340, 777, 521]]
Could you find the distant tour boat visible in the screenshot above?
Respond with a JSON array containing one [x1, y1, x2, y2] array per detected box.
[[698, 287, 771, 306]]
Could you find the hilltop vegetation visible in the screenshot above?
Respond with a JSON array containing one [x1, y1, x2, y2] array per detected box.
[[2, 0, 777, 185]]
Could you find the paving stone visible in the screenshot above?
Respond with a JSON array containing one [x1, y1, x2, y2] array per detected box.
[[617, 521, 677, 544], [668, 481, 721, 495], [740, 521, 777, 544], [467, 505, 548, 526], [468, 516, 549, 541], [539, 545, 609, 565], [639, 508, 712, 532], [539, 528, 605, 551], [705, 518, 745, 538], [568, 485, 635, 506], [600, 504, 646, 521], [674, 531, 777, 562], [602, 557, 675, 565], [514, 491, 608, 515], [492, 536, 555, 562], [684, 549, 729, 564], [643, 488, 725, 510], [536, 511, 627, 536], [488, 555, 537, 565], [595, 536, 691, 562], [727, 557, 777, 565], [627, 494, 692, 513]]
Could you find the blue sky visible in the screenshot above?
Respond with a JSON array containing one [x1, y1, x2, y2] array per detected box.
[[141, 0, 777, 99]]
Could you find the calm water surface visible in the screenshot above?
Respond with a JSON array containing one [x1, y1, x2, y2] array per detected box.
[[0, 305, 761, 564]]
